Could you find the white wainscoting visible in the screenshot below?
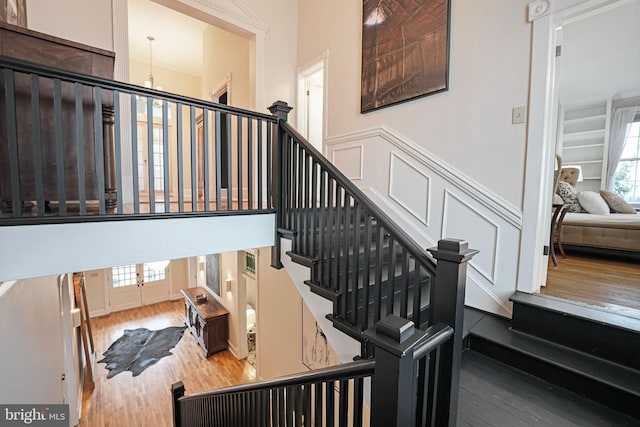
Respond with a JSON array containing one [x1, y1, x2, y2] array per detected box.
[[331, 145, 364, 180], [326, 126, 522, 317]]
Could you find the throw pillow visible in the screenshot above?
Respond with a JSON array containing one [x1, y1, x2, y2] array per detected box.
[[599, 190, 637, 214], [577, 191, 610, 215], [556, 180, 586, 213], [553, 193, 564, 205]]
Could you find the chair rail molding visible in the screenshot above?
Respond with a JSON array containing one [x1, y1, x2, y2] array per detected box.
[[364, 186, 512, 318], [325, 125, 522, 229]]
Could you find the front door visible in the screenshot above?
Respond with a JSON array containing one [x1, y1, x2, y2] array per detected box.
[[109, 261, 170, 312]]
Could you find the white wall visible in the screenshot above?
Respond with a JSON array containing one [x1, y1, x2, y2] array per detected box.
[[559, 0, 640, 104], [157, 0, 298, 115], [170, 258, 190, 299], [26, 0, 114, 51], [202, 25, 251, 109], [256, 246, 308, 378], [85, 268, 109, 317], [298, 0, 529, 207], [298, 0, 529, 316], [0, 276, 66, 404], [245, 0, 298, 114]]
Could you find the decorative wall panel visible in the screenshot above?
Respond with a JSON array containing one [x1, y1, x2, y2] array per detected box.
[[442, 191, 498, 284], [389, 153, 429, 225], [332, 145, 363, 180]]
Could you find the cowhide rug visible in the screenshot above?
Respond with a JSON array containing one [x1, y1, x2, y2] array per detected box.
[[98, 326, 186, 378]]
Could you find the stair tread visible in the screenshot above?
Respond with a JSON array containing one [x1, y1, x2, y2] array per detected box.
[[468, 313, 640, 396], [510, 292, 640, 333]]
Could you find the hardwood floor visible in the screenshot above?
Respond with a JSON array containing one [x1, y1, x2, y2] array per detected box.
[[80, 300, 256, 427], [542, 251, 640, 317]]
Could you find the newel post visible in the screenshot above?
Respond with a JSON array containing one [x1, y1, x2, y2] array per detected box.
[[268, 101, 293, 269], [364, 315, 428, 427], [171, 381, 185, 427], [427, 239, 478, 426]]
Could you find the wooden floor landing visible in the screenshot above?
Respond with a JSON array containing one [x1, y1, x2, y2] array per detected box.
[[542, 251, 640, 317], [80, 300, 256, 427]]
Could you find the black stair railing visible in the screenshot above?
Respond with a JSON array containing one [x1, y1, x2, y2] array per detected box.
[[172, 359, 375, 427], [172, 319, 462, 427], [267, 103, 478, 425], [0, 56, 276, 224], [269, 104, 468, 345]]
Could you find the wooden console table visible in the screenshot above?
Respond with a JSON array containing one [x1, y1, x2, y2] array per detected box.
[[181, 287, 229, 357]]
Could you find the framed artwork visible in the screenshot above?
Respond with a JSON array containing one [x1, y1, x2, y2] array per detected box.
[[205, 254, 220, 296], [361, 0, 451, 113], [1, 0, 27, 27], [302, 303, 340, 370]]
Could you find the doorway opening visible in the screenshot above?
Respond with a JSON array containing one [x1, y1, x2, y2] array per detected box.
[[298, 55, 328, 153], [535, 0, 640, 320], [109, 261, 170, 312]]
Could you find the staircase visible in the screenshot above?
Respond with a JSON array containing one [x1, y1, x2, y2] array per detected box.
[[0, 54, 479, 426], [465, 292, 640, 419], [271, 118, 448, 356], [169, 105, 480, 426], [285, 205, 431, 343]]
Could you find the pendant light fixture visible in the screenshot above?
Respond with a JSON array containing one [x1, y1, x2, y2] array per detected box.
[[144, 35, 163, 90]]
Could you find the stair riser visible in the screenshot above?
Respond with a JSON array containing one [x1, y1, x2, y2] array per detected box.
[[469, 336, 640, 419], [512, 304, 640, 370]]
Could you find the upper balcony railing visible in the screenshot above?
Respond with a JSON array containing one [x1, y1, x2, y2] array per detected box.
[[0, 56, 277, 225]]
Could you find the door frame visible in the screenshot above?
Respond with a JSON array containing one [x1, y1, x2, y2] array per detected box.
[[297, 51, 330, 155], [108, 261, 171, 313], [112, 0, 265, 206], [518, 0, 622, 293]]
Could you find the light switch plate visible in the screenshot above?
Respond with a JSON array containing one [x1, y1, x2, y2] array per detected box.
[[512, 106, 526, 124]]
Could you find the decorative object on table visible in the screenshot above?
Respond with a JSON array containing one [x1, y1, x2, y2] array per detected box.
[[98, 326, 186, 378], [361, 0, 451, 112], [196, 292, 208, 302], [0, 0, 27, 27]]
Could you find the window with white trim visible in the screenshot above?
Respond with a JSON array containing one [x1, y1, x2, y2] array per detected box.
[[614, 120, 640, 205]]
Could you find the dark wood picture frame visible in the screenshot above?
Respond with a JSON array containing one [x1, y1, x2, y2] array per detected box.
[[361, 0, 451, 113]]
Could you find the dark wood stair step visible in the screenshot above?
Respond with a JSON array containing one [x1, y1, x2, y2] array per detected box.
[[510, 291, 640, 370], [466, 309, 640, 418]]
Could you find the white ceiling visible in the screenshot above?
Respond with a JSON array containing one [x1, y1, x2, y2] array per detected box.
[[559, 0, 640, 104], [128, 0, 208, 77]]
